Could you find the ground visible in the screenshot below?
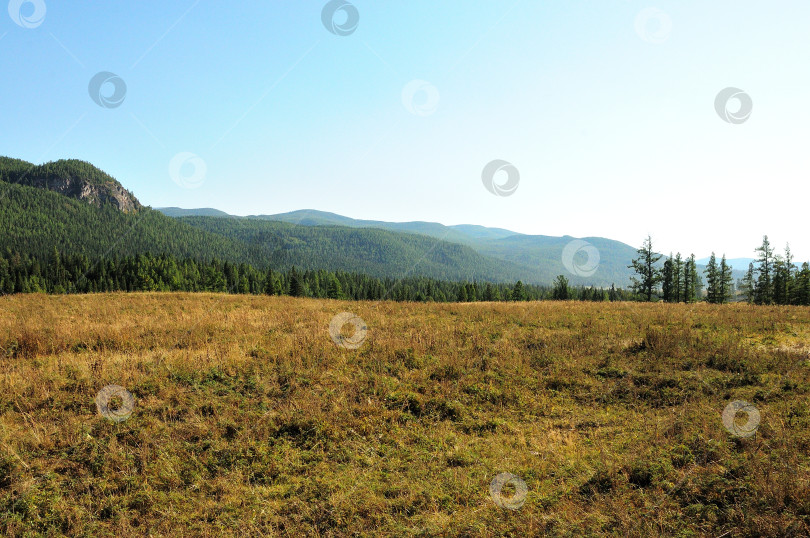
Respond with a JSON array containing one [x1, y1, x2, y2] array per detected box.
[[1, 293, 809, 536]]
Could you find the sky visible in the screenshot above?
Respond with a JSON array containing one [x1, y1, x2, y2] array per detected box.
[[1, 0, 809, 261]]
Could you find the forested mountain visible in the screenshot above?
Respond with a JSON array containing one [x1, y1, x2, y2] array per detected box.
[[0, 180, 264, 263], [3, 156, 727, 288], [174, 216, 533, 282], [158, 208, 660, 286], [0, 157, 140, 212], [0, 162, 537, 283]]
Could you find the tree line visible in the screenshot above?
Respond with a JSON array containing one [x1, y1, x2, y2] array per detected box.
[[0, 249, 636, 303], [628, 235, 810, 305]]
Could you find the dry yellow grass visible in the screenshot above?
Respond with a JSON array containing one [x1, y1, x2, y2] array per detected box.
[[1, 293, 809, 536]]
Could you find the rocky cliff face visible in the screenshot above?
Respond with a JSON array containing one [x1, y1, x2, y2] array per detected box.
[[30, 175, 141, 213]]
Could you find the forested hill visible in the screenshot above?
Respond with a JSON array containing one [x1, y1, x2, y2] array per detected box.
[[2, 156, 683, 287], [159, 208, 650, 287], [0, 180, 263, 263], [0, 157, 140, 212], [175, 216, 533, 283], [0, 174, 539, 283]]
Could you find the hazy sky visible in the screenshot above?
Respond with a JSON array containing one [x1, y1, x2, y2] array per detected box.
[[2, 1, 808, 261]]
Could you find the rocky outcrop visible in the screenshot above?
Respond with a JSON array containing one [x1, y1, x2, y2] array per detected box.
[[30, 175, 141, 213], [0, 157, 141, 213]]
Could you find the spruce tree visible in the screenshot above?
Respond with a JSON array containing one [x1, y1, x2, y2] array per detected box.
[[552, 275, 570, 300], [628, 235, 663, 301], [688, 254, 702, 302], [289, 267, 303, 297], [739, 262, 756, 304], [511, 281, 525, 301], [673, 253, 683, 303], [705, 253, 719, 304], [662, 254, 674, 302], [326, 274, 343, 299], [754, 236, 774, 305], [720, 255, 734, 304]]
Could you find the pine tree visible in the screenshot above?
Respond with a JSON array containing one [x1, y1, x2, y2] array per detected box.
[[793, 262, 810, 306], [720, 255, 734, 304], [289, 267, 303, 297], [773, 244, 795, 305], [673, 253, 683, 303], [510, 281, 525, 301], [263, 269, 276, 295], [688, 254, 701, 302], [552, 275, 570, 300], [754, 236, 774, 305], [705, 253, 719, 304], [458, 285, 468, 302], [628, 235, 663, 301], [483, 283, 494, 301], [662, 255, 674, 302], [326, 274, 343, 299], [739, 262, 756, 304]]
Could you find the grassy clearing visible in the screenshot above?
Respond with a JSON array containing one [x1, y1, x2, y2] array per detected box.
[[1, 293, 809, 536]]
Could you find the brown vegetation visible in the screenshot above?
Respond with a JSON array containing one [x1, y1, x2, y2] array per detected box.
[[1, 293, 809, 536]]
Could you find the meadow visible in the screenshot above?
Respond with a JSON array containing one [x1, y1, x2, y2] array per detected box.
[[1, 293, 809, 536]]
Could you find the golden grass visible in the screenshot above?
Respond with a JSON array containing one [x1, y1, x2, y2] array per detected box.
[[1, 293, 809, 536]]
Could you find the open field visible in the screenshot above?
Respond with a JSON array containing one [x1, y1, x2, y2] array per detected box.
[[1, 294, 809, 536]]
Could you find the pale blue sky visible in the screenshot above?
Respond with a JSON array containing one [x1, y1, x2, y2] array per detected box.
[[2, 1, 809, 260]]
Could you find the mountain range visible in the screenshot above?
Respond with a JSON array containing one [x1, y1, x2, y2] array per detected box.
[[1, 156, 738, 287]]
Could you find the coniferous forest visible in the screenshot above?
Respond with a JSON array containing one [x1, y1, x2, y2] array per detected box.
[[0, 249, 635, 302]]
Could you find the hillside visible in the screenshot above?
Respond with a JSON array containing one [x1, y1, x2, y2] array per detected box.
[[0, 157, 140, 212], [159, 208, 684, 287], [0, 166, 541, 284], [0, 180, 263, 264], [175, 216, 534, 283]]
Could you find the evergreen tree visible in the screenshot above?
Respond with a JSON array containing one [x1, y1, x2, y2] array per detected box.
[[609, 284, 618, 302], [793, 262, 810, 306], [719, 255, 734, 304], [289, 267, 303, 297], [458, 285, 468, 302], [263, 269, 276, 295], [552, 275, 570, 300], [705, 253, 720, 304], [683, 254, 701, 302], [326, 274, 343, 299], [673, 253, 683, 302], [739, 262, 756, 304], [510, 281, 525, 301], [754, 236, 774, 305], [628, 235, 663, 302], [662, 254, 674, 302]]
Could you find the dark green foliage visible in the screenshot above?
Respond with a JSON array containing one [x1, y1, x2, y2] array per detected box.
[[552, 275, 570, 300], [754, 236, 774, 305], [510, 281, 525, 301], [738, 238, 809, 306], [628, 235, 662, 301], [0, 249, 635, 302], [661, 255, 674, 302]]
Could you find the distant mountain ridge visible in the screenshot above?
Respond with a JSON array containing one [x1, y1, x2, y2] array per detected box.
[[155, 208, 659, 287], [697, 257, 756, 271]]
